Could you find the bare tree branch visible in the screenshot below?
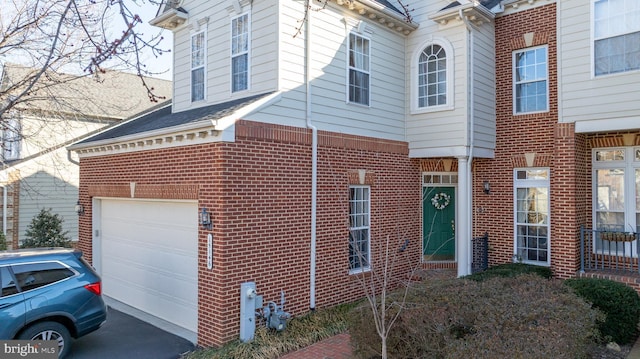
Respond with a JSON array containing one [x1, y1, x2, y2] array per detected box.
[[0, 0, 170, 119]]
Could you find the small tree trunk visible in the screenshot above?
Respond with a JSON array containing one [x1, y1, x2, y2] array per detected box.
[[381, 337, 388, 359]]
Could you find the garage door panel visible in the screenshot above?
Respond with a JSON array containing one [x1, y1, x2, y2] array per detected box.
[[100, 200, 198, 333]]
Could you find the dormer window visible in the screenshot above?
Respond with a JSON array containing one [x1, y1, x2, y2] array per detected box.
[[191, 31, 206, 102], [231, 13, 250, 93]]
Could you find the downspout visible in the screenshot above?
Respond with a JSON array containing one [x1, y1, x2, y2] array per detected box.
[[460, 8, 474, 276], [2, 185, 6, 236], [305, 2, 318, 311]]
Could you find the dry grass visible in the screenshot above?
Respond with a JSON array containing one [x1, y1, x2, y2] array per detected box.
[[184, 302, 355, 359]]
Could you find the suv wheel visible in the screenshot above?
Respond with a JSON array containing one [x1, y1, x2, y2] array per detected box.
[[19, 321, 71, 358]]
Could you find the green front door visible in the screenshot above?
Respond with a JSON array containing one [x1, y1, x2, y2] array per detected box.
[[423, 187, 455, 261]]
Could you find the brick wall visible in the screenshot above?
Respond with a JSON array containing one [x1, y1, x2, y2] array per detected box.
[[473, 4, 569, 273], [78, 120, 421, 346]]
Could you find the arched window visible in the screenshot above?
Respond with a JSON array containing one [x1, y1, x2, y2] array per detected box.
[[418, 44, 447, 108]]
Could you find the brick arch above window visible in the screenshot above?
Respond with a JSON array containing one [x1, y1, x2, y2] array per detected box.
[[509, 31, 551, 51]]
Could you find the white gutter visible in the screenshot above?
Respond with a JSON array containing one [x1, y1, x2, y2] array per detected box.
[[305, 2, 318, 311], [459, 8, 474, 277], [2, 186, 6, 236]]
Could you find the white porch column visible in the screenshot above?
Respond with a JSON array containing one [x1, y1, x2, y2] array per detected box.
[[456, 156, 471, 277]]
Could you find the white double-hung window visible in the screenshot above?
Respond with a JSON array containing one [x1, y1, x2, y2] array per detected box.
[[348, 33, 370, 106], [231, 13, 249, 93], [191, 31, 206, 102], [349, 186, 370, 273], [513, 46, 548, 114], [593, 0, 640, 76]]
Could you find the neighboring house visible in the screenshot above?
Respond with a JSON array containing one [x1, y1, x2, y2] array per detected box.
[[0, 63, 171, 248], [68, 0, 640, 348]]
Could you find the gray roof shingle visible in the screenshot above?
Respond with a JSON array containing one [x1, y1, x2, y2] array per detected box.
[[77, 92, 274, 144]]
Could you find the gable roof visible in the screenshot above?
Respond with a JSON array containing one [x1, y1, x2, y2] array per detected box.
[[441, 0, 502, 12], [74, 92, 275, 146], [0, 63, 172, 121], [371, 0, 403, 15]]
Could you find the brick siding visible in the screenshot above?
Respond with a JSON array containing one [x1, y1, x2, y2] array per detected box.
[[473, 3, 640, 282], [78, 120, 421, 346], [473, 4, 567, 274]]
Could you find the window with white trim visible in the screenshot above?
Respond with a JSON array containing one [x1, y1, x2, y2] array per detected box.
[[231, 13, 249, 93], [191, 31, 205, 102], [2, 117, 20, 161], [514, 168, 550, 266], [348, 33, 370, 106], [418, 45, 447, 108], [513, 46, 548, 114], [593, 148, 640, 233], [349, 186, 370, 272], [593, 0, 640, 76]]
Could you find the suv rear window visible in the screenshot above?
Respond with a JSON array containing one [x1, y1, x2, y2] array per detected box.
[[1, 266, 18, 297], [12, 262, 76, 292]]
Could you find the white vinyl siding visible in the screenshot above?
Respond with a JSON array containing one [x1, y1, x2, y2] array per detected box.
[[593, 0, 640, 76], [558, 0, 640, 127], [513, 46, 548, 114], [248, 2, 406, 141], [171, 2, 277, 113], [407, 1, 496, 159], [231, 13, 250, 93], [348, 32, 370, 106], [191, 31, 206, 102]]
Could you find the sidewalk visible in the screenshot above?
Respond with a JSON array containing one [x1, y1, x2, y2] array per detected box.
[[279, 333, 352, 359], [280, 332, 640, 359], [628, 336, 640, 359]]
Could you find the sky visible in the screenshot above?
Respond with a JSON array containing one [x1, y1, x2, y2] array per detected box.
[[0, 0, 173, 81], [125, 0, 174, 80]]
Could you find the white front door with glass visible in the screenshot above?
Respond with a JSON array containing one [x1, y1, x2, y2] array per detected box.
[[514, 168, 550, 266]]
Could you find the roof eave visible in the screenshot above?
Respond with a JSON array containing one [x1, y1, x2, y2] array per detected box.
[[331, 0, 419, 35], [430, 2, 495, 26], [149, 8, 188, 30], [69, 92, 283, 154]]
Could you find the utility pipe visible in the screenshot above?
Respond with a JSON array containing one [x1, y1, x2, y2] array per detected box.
[[305, 1, 319, 310]]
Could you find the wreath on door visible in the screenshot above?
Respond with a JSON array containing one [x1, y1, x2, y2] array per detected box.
[[431, 192, 451, 210]]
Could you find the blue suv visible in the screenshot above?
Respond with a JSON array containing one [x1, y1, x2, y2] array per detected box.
[[0, 248, 107, 357]]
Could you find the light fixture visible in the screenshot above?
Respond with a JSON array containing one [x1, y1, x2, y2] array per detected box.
[[483, 181, 491, 195], [199, 207, 212, 230], [75, 200, 84, 216]]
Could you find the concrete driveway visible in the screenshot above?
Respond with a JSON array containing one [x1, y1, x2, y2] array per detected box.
[[67, 308, 195, 359]]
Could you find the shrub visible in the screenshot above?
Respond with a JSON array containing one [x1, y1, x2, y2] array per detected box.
[[464, 262, 553, 281], [21, 208, 71, 248], [565, 277, 640, 344], [0, 232, 6, 250], [349, 274, 600, 359]]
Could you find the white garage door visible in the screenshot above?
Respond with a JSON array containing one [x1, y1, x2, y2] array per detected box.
[[98, 199, 198, 335]]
